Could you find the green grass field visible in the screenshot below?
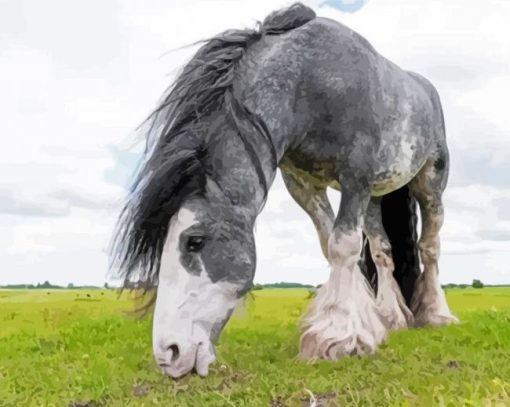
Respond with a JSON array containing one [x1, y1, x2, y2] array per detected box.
[[1, 287, 509, 406]]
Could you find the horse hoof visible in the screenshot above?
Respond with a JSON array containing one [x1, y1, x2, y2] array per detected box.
[[377, 302, 414, 330], [414, 312, 459, 328], [299, 330, 377, 361]]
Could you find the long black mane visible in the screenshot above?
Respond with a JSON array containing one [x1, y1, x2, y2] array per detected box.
[[110, 3, 316, 287]]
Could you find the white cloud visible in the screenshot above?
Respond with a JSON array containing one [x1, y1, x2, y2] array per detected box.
[[458, 75, 510, 132], [442, 185, 510, 247], [0, 0, 509, 286]]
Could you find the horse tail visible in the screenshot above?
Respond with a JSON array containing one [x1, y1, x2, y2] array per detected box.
[[364, 185, 420, 306]]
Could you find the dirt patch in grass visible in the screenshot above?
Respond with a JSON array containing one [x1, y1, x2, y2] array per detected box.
[[132, 383, 150, 397], [69, 401, 102, 407], [446, 360, 462, 369]]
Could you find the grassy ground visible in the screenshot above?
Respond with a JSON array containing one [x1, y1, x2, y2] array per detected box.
[[1, 287, 509, 406]]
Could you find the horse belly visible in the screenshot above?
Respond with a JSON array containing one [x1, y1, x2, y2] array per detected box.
[[371, 134, 429, 196], [371, 168, 419, 197]]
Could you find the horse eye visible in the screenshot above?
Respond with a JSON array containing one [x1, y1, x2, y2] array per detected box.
[[186, 236, 205, 252]]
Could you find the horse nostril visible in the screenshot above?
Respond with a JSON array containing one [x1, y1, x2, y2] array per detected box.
[[167, 344, 180, 362]]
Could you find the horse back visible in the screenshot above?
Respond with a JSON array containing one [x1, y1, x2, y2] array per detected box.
[[238, 16, 447, 195]]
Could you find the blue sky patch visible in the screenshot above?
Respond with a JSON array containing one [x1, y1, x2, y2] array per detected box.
[[104, 145, 141, 189], [320, 0, 368, 13]]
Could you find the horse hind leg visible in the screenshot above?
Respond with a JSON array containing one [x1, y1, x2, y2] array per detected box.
[[364, 198, 413, 330], [409, 158, 458, 327]]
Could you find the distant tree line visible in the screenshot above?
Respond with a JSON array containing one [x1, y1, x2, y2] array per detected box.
[[251, 279, 501, 292], [0, 281, 61, 289], [3, 279, 506, 291], [443, 279, 486, 289], [252, 282, 315, 290], [0, 281, 108, 290]]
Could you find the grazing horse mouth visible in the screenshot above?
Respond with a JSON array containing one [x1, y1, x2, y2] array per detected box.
[[156, 342, 193, 376]]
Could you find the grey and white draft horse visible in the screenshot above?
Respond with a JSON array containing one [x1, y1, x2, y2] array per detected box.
[[111, 3, 458, 378]]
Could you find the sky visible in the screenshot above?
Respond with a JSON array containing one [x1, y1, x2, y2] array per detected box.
[[0, 0, 509, 286]]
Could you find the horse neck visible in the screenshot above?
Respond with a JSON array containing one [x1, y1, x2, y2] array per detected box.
[[206, 116, 278, 221], [206, 86, 307, 220]]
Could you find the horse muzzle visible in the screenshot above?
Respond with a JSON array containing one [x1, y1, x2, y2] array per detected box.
[[154, 334, 216, 378]]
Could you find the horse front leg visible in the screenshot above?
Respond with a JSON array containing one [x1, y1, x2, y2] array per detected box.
[[281, 170, 334, 259], [300, 183, 387, 360]]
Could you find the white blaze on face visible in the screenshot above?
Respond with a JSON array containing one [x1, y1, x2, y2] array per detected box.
[[152, 208, 240, 377]]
